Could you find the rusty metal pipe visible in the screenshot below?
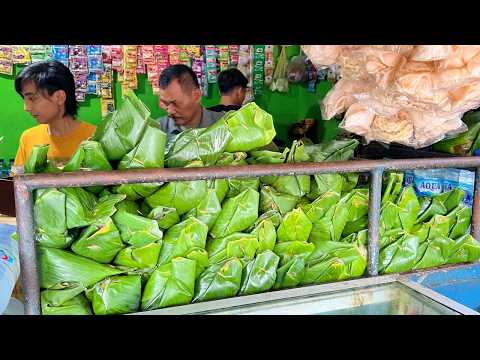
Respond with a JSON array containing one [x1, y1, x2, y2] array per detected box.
[[14, 156, 480, 190], [471, 167, 480, 240], [367, 168, 383, 276], [13, 155, 480, 315], [13, 182, 40, 315]]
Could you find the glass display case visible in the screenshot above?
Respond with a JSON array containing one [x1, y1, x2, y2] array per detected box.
[[197, 283, 458, 315], [137, 275, 477, 315]]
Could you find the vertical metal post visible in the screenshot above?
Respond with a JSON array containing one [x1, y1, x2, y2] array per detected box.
[[471, 167, 480, 240], [367, 167, 384, 276], [13, 183, 40, 315]]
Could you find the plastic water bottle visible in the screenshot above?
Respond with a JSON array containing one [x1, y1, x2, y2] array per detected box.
[[0, 229, 20, 314]]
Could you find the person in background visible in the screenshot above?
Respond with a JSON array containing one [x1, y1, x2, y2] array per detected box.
[[13, 60, 96, 171], [157, 64, 224, 147], [208, 68, 248, 112]]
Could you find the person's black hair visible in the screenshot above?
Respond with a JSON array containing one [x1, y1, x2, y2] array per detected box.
[[159, 64, 199, 92], [217, 68, 248, 95], [14, 60, 79, 117]]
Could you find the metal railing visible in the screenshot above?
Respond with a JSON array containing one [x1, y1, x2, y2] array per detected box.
[[13, 156, 480, 315]]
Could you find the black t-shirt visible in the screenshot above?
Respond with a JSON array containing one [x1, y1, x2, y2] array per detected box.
[[207, 104, 242, 112]]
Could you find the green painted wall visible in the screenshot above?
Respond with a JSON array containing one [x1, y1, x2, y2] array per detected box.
[[0, 64, 338, 163]]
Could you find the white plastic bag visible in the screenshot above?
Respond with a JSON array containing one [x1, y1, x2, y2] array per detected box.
[[0, 226, 20, 315]]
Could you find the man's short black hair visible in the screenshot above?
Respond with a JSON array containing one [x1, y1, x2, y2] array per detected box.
[[218, 68, 248, 95], [15, 60, 78, 117], [159, 64, 199, 93]]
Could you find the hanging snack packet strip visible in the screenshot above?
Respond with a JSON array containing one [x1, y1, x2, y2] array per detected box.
[[0, 45, 13, 75], [12, 45, 31, 64], [253, 45, 266, 97], [229, 45, 239, 67]]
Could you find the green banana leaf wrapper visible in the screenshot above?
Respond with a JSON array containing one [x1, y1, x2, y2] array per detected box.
[[433, 110, 480, 155], [307, 240, 362, 263], [210, 188, 259, 238], [115, 121, 167, 198], [307, 194, 350, 245], [141, 257, 197, 311], [216, 152, 260, 198], [250, 219, 277, 252], [380, 202, 404, 234], [63, 140, 113, 192], [268, 141, 310, 197], [41, 282, 85, 305], [113, 182, 163, 201], [221, 102, 276, 153], [248, 210, 283, 230], [165, 119, 232, 168], [71, 217, 125, 263], [41, 293, 92, 315], [308, 173, 344, 201], [296, 196, 311, 207], [448, 205, 472, 239], [225, 236, 259, 266], [379, 232, 424, 274], [215, 151, 248, 166], [118, 120, 167, 170], [274, 256, 306, 290], [34, 188, 72, 248], [396, 186, 420, 231], [381, 173, 404, 207], [413, 236, 457, 270], [246, 147, 289, 164], [343, 189, 369, 223], [148, 206, 180, 230], [260, 186, 300, 216], [342, 173, 360, 194], [277, 208, 313, 243], [343, 216, 368, 237], [447, 234, 480, 264], [227, 177, 260, 199], [193, 257, 243, 303], [116, 199, 140, 214], [183, 188, 222, 230], [92, 275, 142, 315], [112, 210, 163, 247], [60, 188, 125, 229], [24, 144, 49, 173], [60, 187, 96, 228], [274, 241, 315, 266], [425, 215, 451, 240], [99, 188, 113, 197], [416, 188, 465, 223], [303, 241, 367, 284], [207, 178, 229, 204], [380, 228, 406, 249], [38, 246, 124, 289], [207, 233, 258, 265], [239, 250, 280, 296], [93, 89, 150, 161], [113, 241, 162, 270], [185, 248, 209, 278], [146, 179, 207, 216], [303, 190, 340, 221], [304, 139, 359, 162], [157, 217, 208, 266]]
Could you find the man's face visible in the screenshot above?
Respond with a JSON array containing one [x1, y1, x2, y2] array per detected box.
[[21, 81, 64, 124], [159, 79, 201, 126]]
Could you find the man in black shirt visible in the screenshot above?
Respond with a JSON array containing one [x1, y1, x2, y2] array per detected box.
[[208, 68, 248, 112]]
